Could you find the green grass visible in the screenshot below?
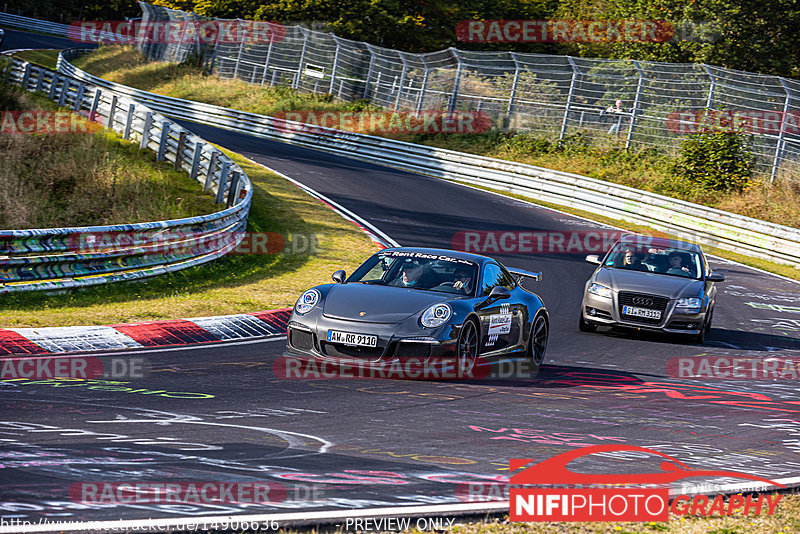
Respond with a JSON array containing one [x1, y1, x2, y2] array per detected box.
[[70, 46, 379, 116], [0, 148, 378, 327], [12, 49, 60, 70]]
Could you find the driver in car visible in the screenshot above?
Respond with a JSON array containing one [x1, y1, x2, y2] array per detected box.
[[390, 262, 422, 287], [452, 267, 473, 294], [666, 251, 692, 276], [621, 249, 650, 272]]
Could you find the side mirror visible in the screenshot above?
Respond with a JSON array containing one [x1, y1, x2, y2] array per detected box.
[[489, 286, 511, 299], [332, 270, 346, 284], [475, 285, 511, 311], [707, 272, 725, 282], [585, 255, 601, 265]]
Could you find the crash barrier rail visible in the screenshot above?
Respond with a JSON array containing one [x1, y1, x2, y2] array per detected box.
[[57, 47, 800, 269], [0, 56, 252, 293], [0, 12, 73, 38], [0, 11, 129, 43], [136, 3, 800, 184]]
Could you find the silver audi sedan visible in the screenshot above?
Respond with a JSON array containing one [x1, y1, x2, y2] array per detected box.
[[579, 235, 724, 343]]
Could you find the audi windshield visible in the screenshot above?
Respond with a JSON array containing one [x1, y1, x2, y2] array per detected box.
[[603, 243, 704, 280]]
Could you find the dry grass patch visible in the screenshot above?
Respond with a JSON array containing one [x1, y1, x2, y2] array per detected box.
[[0, 149, 377, 327]]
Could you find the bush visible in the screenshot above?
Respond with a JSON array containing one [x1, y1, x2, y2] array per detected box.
[[670, 117, 754, 193], [0, 73, 21, 111]]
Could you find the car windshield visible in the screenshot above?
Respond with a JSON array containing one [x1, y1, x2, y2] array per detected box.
[[348, 251, 479, 296], [603, 243, 703, 280]]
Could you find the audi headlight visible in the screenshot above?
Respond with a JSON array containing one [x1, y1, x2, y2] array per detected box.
[[588, 283, 613, 299], [295, 289, 320, 315], [676, 297, 702, 308], [421, 304, 452, 328]]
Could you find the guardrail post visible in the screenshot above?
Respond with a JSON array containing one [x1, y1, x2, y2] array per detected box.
[[625, 60, 645, 150], [175, 131, 187, 170], [123, 103, 135, 139], [21, 63, 31, 89], [73, 83, 85, 111], [232, 34, 245, 80], [57, 78, 69, 107], [205, 151, 218, 191], [260, 31, 275, 86], [140, 111, 153, 149], [157, 121, 170, 161], [505, 53, 521, 129], [226, 171, 241, 207], [108, 95, 118, 130], [48, 73, 58, 99], [215, 161, 231, 203], [293, 27, 309, 89], [329, 36, 341, 94], [447, 48, 463, 115], [771, 79, 794, 183], [702, 64, 716, 110], [560, 57, 579, 140], [190, 141, 204, 181], [35, 70, 45, 92], [363, 43, 377, 99], [395, 51, 409, 111], [415, 57, 429, 115]]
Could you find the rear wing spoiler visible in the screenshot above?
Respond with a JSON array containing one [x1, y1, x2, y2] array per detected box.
[[508, 268, 542, 282]]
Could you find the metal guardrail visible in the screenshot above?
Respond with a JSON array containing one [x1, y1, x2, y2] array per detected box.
[[0, 11, 128, 43], [1, 56, 252, 293], [0, 12, 73, 37], [56, 47, 800, 269]]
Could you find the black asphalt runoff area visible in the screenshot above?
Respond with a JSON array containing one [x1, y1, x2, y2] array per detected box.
[[3, 31, 800, 528]]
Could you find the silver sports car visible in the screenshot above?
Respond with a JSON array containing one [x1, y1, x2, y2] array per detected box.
[[579, 235, 724, 343]]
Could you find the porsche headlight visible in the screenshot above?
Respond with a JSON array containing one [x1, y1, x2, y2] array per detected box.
[[295, 289, 320, 315], [588, 283, 613, 299], [421, 303, 452, 328], [676, 297, 702, 308]]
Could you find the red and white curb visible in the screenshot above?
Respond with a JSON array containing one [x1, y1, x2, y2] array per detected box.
[[0, 308, 291, 355]]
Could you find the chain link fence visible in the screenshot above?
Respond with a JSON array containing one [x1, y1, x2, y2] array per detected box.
[[138, 2, 800, 184]]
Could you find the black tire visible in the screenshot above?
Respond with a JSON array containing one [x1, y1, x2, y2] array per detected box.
[[530, 313, 549, 367], [689, 318, 706, 344], [705, 307, 714, 333], [457, 319, 480, 373], [579, 313, 597, 333]]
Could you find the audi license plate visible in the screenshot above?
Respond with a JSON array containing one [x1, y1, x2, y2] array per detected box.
[[622, 306, 661, 319], [327, 330, 378, 347]]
